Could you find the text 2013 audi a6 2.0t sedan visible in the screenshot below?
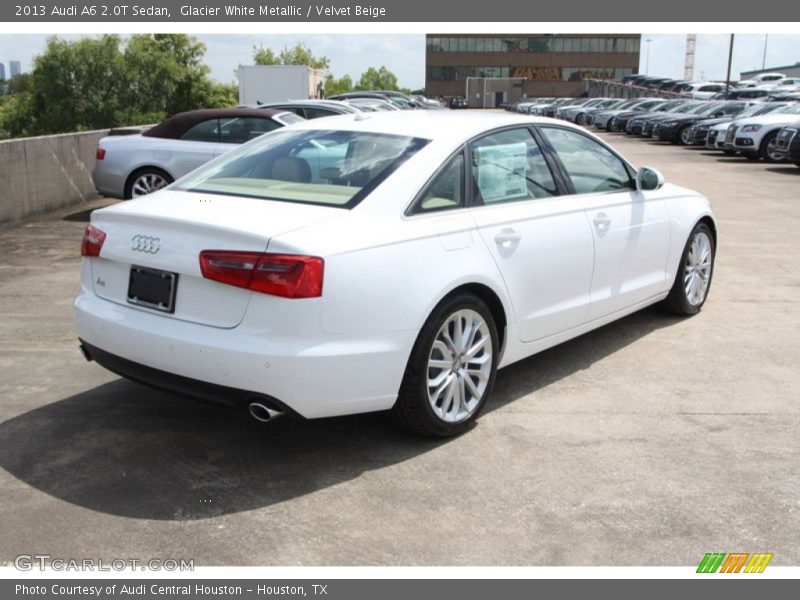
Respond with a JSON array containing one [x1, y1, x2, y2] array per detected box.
[[75, 112, 717, 437]]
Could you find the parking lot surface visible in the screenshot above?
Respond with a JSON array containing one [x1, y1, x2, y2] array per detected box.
[[1, 130, 798, 566]]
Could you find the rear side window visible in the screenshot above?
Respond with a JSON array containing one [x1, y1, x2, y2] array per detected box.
[[414, 152, 465, 213], [469, 128, 558, 205], [540, 127, 634, 194], [180, 119, 220, 143]]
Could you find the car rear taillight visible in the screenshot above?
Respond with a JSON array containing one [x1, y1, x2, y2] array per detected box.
[[81, 224, 107, 257], [199, 251, 324, 299], [96, 148, 106, 160]]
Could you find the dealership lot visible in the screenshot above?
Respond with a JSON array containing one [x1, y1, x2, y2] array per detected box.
[[0, 130, 798, 566]]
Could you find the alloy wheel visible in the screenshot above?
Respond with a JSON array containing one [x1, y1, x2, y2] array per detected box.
[[683, 231, 713, 306], [426, 309, 493, 423], [131, 172, 170, 197]]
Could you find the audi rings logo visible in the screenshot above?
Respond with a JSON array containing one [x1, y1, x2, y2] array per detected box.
[[131, 235, 161, 254]]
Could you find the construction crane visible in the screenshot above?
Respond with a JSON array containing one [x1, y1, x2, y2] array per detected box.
[[684, 34, 697, 81]]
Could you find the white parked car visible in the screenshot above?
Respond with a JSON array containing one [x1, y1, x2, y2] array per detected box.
[[75, 112, 717, 437], [737, 72, 786, 88], [680, 82, 727, 100], [723, 102, 800, 161]]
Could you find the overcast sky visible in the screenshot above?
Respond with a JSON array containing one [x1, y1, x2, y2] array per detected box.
[[0, 34, 798, 88]]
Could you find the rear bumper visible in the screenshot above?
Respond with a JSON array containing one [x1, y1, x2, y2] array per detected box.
[[74, 289, 413, 419], [92, 165, 126, 199], [79, 340, 296, 414]]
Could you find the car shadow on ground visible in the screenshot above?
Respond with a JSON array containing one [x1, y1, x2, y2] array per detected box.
[[0, 306, 681, 521], [62, 208, 96, 222], [765, 166, 800, 176]]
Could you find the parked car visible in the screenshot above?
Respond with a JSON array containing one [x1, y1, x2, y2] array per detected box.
[[606, 99, 672, 132], [92, 108, 303, 200], [641, 102, 715, 138], [624, 100, 696, 135], [449, 96, 468, 109], [773, 124, 800, 166], [680, 82, 727, 100], [555, 98, 605, 120], [737, 72, 786, 88], [75, 111, 716, 437], [571, 99, 626, 125], [593, 98, 660, 130], [589, 98, 649, 128], [250, 99, 360, 119], [704, 103, 793, 151], [688, 102, 782, 146], [723, 102, 800, 161], [341, 97, 400, 112], [653, 101, 756, 145], [329, 91, 416, 109]]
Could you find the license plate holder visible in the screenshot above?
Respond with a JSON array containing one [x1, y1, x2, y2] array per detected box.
[[127, 265, 178, 313]]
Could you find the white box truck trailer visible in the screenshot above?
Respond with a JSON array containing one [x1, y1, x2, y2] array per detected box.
[[237, 65, 326, 105]]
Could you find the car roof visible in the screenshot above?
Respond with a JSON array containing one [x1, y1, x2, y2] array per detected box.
[[143, 108, 283, 139], [285, 110, 583, 145]]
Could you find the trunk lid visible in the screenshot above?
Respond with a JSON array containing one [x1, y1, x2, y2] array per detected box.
[[89, 190, 341, 328]]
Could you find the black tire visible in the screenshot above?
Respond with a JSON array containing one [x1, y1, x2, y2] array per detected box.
[[391, 292, 499, 438], [124, 167, 174, 200], [745, 154, 760, 161], [759, 130, 781, 162], [662, 222, 715, 317], [677, 125, 692, 146], [794, 162, 800, 168]]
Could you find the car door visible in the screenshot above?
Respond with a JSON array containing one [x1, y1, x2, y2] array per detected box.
[[467, 127, 595, 342], [538, 126, 670, 321], [169, 118, 223, 176]]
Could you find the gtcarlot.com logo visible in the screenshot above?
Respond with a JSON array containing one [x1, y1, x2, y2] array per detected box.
[[13, 554, 194, 571], [696, 552, 773, 573]]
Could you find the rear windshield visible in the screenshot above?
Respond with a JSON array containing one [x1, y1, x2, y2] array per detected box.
[[174, 129, 429, 208]]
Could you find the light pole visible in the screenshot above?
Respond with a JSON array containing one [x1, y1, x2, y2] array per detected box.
[[762, 34, 768, 70], [725, 34, 735, 99], [645, 38, 652, 74]]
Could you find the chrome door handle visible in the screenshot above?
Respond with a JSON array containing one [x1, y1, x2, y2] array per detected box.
[[593, 212, 612, 230], [495, 228, 521, 244]]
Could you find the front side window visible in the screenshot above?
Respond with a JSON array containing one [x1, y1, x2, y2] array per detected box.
[[219, 117, 280, 144], [175, 129, 428, 209], [469, 128, 558, 205], [540, 127, 634, 195]]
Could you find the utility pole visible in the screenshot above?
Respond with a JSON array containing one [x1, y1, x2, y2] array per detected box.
[[762, 34, 768, 70], [645, 38, 652, 74], [725, 34, 735, 99]]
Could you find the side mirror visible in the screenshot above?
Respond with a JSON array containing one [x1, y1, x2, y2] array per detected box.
[[637, 167, 665, 191]]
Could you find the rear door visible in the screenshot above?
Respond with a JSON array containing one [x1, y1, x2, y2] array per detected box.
[[538, 126, 670, 320], [467, 127, 595, 342]]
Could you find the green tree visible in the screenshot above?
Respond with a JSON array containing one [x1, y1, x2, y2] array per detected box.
[[355, 66, 399, 91], [324, 73, 353, 96], [123, 34, 215, 118], [0, 34, 230, 138], [252, 44, 279, 65], [253, 42, 330, 70]]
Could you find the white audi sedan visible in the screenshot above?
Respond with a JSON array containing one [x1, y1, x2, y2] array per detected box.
[[75, 111, 717, 437]]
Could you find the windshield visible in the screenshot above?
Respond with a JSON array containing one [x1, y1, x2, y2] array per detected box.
[[174, 129, 429, 209]]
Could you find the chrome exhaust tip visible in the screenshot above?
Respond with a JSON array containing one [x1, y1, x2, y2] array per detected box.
[[248, 401, 285, 423]]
